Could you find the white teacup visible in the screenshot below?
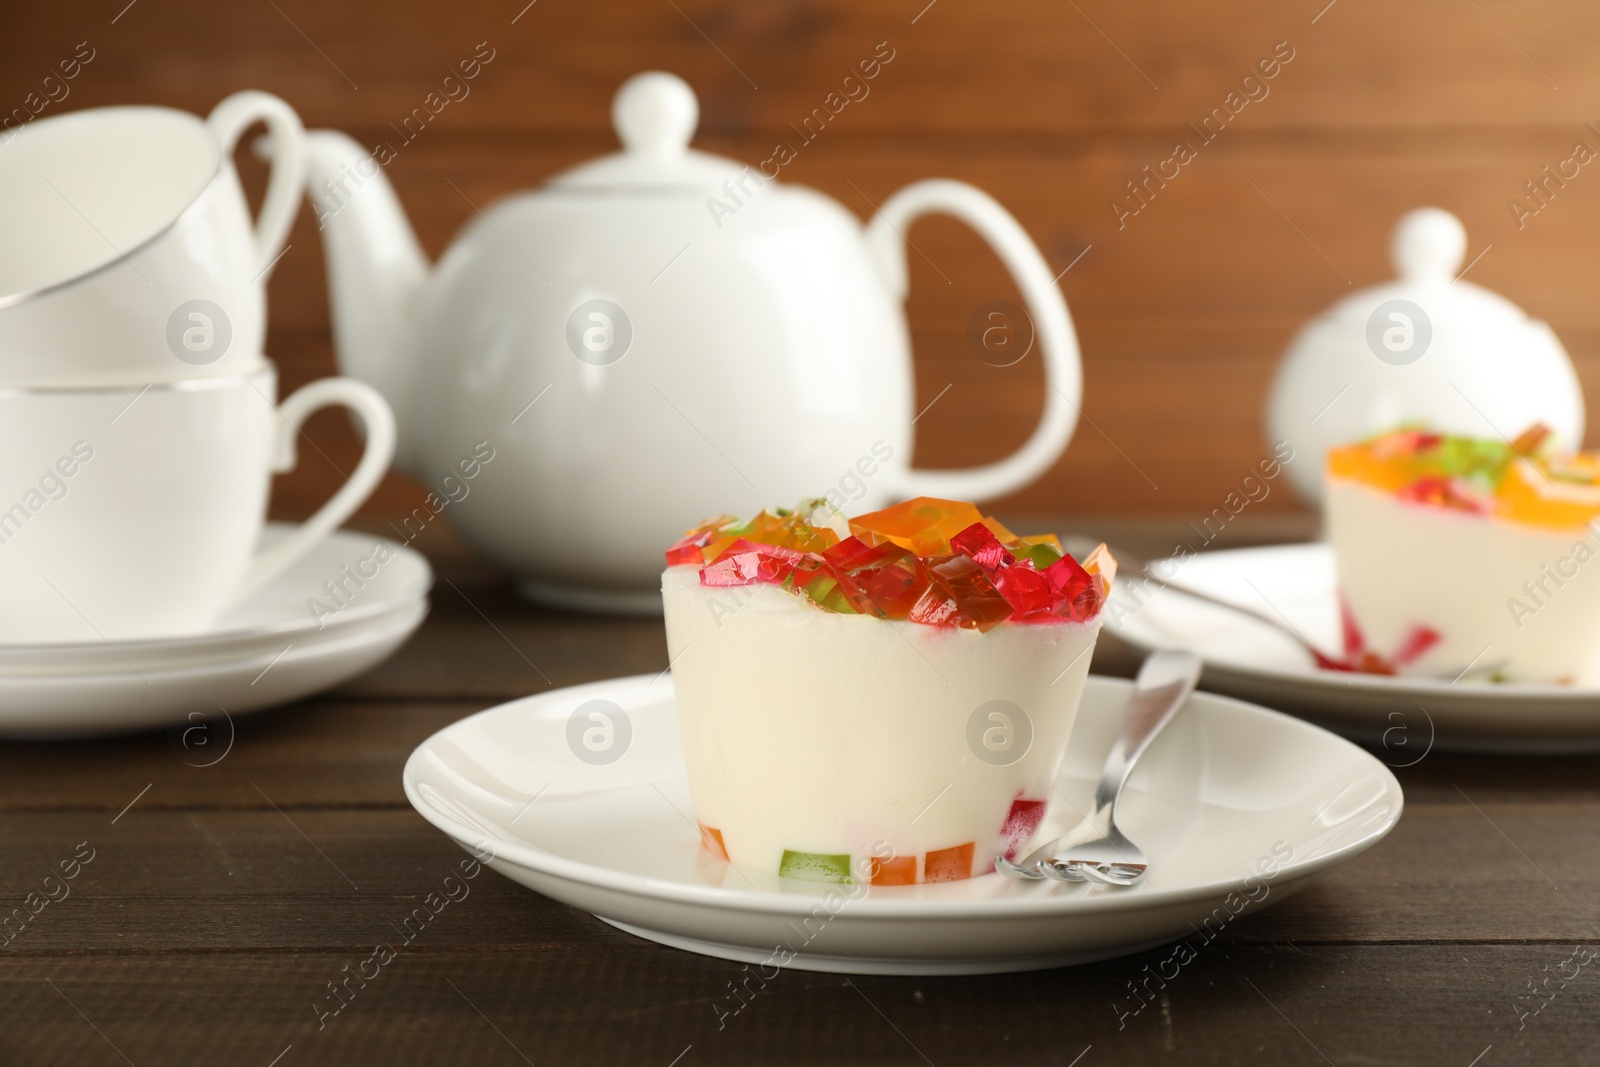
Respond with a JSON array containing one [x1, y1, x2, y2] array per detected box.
[[0, 365, 394, 644], [0, 91, 306, 384]]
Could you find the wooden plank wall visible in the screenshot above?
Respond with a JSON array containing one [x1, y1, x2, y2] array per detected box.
[[5, 0, 1600, 523]]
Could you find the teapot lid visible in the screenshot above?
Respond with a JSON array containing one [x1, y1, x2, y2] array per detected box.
[[1312, 207, 1532, 332], [549, 71, 749, 192]]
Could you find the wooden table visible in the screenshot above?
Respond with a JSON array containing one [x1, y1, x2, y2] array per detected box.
[[1, 519, 1594, 1066]]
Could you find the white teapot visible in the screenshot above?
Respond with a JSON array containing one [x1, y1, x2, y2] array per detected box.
[[1267, 207, 1584, 505], [307, 71, 1081, 612]]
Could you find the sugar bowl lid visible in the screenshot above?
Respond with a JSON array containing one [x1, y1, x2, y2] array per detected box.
[[1267, 207, 1583, 504], [1315, 207, 1530, 332], [547, 71, 747, 192]]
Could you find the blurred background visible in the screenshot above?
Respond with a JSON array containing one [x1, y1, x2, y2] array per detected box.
[[8, 0, 1599, 533]]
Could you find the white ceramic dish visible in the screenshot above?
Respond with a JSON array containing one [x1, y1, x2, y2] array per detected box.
[[309, 70, 1083, 611], [403, 673, 1401, 975], [1109, 543, 1600, 754], [0, 525, 430, 736]]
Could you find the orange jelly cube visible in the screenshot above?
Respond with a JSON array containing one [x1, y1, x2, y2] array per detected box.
[[924, 841, 975, 883], [698, 823, 729, 861], [869, 854, 918, 886], [850, 497, 985, 556], [1079, 542, 1118, 597]]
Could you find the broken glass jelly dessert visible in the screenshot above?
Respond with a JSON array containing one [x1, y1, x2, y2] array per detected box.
[[1326, 425, 1600, 684], [664, 497, 1115, 633], [662, 497, 1109, 884]]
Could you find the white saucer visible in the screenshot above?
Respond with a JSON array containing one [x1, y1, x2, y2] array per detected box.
[[1109, 543, 1600, 754], [403, 673, 1401, 975], [0, 525, 430, 737]]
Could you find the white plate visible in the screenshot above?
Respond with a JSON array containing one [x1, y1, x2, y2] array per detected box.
[[1109, 543, 1600, 754], [0, 526, 430, 736], [403, 674, 1402, 975]]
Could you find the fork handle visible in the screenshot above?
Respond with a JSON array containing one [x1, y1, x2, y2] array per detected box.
[[1093, 650, 1202, 811]]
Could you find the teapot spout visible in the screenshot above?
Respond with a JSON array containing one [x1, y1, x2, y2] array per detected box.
[[306, 130, 429, 473]]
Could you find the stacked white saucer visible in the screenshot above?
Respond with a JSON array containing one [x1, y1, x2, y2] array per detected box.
[[0, 92, 418, 734], [0, 526, 431, 737]]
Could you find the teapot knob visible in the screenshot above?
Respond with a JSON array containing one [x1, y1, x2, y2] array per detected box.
[[1391, 206, 1466, 283], [613, 71, 698, 157]]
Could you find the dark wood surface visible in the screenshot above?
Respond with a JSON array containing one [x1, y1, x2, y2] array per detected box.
[[3, 519, 1599, 1066]]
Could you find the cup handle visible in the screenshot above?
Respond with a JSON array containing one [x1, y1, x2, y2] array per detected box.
[[207, 90, 309, 280], [232, 378, 397, 602], [865, 179, 1082, 502]]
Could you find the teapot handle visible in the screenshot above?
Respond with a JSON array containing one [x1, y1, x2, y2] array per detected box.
[[207, 91, 309, 280], [866, 179, 1081, 503]]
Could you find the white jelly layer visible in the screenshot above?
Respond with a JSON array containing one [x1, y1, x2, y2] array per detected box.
[[661, 566, 1102, 879]]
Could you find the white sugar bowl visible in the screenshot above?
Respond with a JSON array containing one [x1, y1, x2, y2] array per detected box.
[[1265, 207, 1584, 505]]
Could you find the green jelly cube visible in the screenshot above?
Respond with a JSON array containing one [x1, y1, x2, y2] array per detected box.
[[802, 574, 857, 615], [779, 850, 853, 883], [1013, 542, 1062, 568]]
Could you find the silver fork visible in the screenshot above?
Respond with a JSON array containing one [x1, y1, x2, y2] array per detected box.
[[998, 649, 1201, 886]]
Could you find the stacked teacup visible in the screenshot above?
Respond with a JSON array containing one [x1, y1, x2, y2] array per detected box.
[[0, 91, 395, 644]]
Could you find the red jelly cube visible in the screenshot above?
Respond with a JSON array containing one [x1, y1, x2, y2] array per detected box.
[[953, 556, 1017, 625], [949, 522, 1012, 573], [1043, 553, 1101, 621], [924, 841, 975, 883], [848, 541, 914, 573], [701, 539, 814, 587], [821, 541, 923, 618], [663, 515, 739, 566], [700, 547, 767, 587], [1396, 476, 1488, 514], [664, 541, 705, 567], [994, 563, 1053, 617], [1044, 551, 1092, 598], [822, 535, 878, 572], [910, 556, 1014, 631], [855, 560, 926, 620], [1339, 595, 1367, 659], [1393, 625, 1442, 667], [997, 797, 1047, 861]]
